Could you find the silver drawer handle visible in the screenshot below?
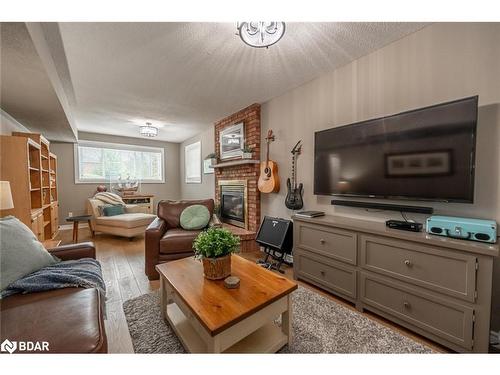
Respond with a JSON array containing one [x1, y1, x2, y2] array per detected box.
[[403, 301, 411, 309], [320, 239, 326, 244], [404, 259, 412, 266]]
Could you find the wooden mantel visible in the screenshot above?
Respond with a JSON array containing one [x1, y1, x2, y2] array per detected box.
[[212, 159, 260, 169]]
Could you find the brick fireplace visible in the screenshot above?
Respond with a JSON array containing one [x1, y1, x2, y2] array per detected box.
[[214, 103, 261, 251]]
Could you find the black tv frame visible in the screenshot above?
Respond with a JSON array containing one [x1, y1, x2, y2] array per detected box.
[[314, 95, 479, 203]]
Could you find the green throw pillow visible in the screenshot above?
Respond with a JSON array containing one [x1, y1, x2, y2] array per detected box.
[[102, 204, 125, 216], [0, 216, 58, 292], [180, 204, 210, 230]]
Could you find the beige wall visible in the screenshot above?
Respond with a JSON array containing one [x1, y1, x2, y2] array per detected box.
[[180, 126, 215, 200], [261, 23, 500, 224], [50, 131, 181, 220], [260, 23, 500, 333], [0, 108, 31, 134]]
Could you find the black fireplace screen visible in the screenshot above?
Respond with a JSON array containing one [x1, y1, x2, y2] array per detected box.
[[221, 193, 244, 222]]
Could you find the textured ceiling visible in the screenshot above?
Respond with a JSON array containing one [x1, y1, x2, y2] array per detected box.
[[58, 22, 428, 143], [0, 22, 76, 142]]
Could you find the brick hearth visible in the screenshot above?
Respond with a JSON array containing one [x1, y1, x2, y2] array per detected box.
[[214, 103, 261, 252]]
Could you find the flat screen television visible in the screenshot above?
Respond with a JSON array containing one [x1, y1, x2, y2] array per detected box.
[[314, 96, 478, 203]]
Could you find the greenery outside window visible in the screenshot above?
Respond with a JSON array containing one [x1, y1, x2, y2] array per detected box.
[[74, 141, 165, 183]]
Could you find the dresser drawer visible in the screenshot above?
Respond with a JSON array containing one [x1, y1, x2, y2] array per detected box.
[[295, 251, 356, 299], [360, 272, 474, 350], [297, 224, 357, 265], [360, 235, 477, 302]]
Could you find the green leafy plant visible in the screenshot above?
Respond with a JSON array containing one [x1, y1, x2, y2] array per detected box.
[[242, 143, 253, 153], [193, 227, 240, 259]]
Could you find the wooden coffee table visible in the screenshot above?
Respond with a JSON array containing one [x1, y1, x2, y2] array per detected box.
[[156, 255, 298, 353]]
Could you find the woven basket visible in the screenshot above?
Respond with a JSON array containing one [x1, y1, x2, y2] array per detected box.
[[202, 255, 231, 280]]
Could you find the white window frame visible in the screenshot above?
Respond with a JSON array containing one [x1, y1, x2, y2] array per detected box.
[[74, 140, 165, 184], [184, 141, 202, 184]]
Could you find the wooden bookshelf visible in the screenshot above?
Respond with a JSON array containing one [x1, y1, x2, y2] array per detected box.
[[2, 132, 60, 240], [1, 136, 40, 236]]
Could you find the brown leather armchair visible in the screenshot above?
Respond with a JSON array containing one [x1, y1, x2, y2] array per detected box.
[[0, 242, 108, 353], [145, 199, 221, 280]]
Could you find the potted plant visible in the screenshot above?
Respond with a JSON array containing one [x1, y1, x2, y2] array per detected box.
[[242, 144, 253, 159], [193, 227, 240, 280], [205, 153, 217, 166]]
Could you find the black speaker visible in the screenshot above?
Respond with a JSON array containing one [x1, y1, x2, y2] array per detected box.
[[256, 216, 293, 254]]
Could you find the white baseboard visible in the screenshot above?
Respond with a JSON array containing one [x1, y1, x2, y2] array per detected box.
[[59, 223, 90, 231]]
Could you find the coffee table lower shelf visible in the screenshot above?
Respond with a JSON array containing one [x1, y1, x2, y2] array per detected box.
[[165, 302, 290, 353]]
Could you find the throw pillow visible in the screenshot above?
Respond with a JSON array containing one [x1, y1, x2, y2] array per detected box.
[[102, 204, 125, 216], [180, 204, 210, 230], [0, 216, 58, 292], [97, 204, 110, 216]]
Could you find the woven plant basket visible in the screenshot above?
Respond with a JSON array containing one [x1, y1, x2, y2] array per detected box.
[[202, 255, 231, 280]]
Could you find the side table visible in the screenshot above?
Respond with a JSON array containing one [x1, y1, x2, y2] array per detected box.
[[66, 215, 94, 243]]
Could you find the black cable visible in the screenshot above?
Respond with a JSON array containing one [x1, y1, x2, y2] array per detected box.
[[401, 211, 409, 222]]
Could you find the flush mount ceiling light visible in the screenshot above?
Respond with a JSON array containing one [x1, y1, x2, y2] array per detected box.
[[237, 22, 285, 48], [140, 122, 158, 137]]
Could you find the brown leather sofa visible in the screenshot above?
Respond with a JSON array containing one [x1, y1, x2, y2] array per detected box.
[[0, 242, 108, 354], [145, 199, 220, 280]]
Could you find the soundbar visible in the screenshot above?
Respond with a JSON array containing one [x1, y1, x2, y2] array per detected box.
[[331, 199, 434, 215]]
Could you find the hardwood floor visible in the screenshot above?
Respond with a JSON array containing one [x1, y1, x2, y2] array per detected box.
[[57, 228, 447, 353]]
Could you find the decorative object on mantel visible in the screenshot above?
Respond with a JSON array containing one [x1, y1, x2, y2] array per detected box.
[[140, 122, 158, 137], [224, 275, 240, 289], [193, 227, 240, 280], [258, 129, 280, 193], [236, 22, 286, 49], [205, 153, 217, 165], [285, 140, 304, 210], [220, 122, 244, 160], [242, 143, 253, 159]]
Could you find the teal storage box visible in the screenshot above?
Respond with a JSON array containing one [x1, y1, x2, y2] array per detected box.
[[426, 215, 497, 244]]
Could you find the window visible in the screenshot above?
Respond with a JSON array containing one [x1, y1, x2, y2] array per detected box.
[[185, 141, 201, 183], [74, 141, 165, 183]]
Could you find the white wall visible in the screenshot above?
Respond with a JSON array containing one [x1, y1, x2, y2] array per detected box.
[[180, 125, 215, 200], [0, 108, 31, 134], [260, 23, 500, 224]]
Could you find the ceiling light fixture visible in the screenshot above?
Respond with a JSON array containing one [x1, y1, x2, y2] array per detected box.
[[140, 122, 158, 138], [237, 22, 285, 48]]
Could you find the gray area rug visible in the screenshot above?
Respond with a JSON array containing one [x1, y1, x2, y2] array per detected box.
[[122, 286, 434, 353]]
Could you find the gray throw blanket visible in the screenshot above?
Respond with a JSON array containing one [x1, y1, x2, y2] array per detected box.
[[1, 258, 106, 300]]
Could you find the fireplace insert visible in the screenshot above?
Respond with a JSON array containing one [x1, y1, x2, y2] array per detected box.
[[220, 184, 245, 228]]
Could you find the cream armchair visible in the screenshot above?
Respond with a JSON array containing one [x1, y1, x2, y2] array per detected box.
[[87, 198, 156, 239]]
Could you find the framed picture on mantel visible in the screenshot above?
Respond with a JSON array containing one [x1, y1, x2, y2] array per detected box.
[[220, 122, 244, 160]]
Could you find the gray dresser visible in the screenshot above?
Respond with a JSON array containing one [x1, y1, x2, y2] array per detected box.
[[292, 214, 499, 352]]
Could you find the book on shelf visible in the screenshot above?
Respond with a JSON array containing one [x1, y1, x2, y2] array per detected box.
[[294, 211, 325, 218]]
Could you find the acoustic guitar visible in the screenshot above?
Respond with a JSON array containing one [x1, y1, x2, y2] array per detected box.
[[258, 130, 280, 193], [285, 140, 304, 210]]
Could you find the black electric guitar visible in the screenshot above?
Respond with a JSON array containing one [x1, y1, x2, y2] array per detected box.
[[285, 140, 304, 210]]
